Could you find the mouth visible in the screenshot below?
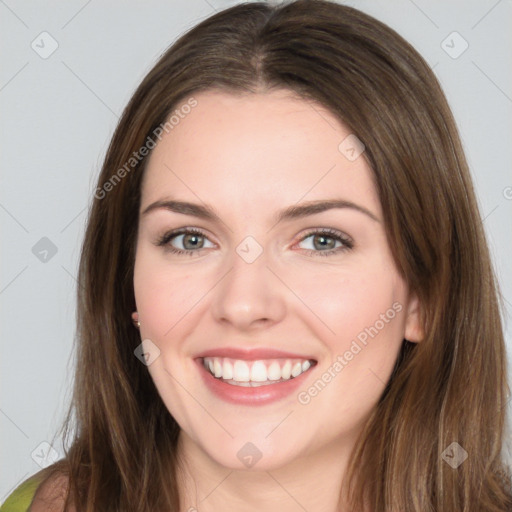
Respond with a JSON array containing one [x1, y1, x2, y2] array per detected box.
[[201, 356, 317, 386], [195, 355, 318, 405]]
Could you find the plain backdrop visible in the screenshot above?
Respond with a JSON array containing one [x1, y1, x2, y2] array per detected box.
[[1, 0, 511, 502]]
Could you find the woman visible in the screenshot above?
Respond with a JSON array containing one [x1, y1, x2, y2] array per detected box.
[[3, 0, 511, 510]]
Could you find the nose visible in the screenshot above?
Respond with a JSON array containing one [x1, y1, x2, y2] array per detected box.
[[210, 245, 286, 332]]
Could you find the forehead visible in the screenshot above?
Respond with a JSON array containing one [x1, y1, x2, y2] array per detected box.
[[140, 89, 380, 219]]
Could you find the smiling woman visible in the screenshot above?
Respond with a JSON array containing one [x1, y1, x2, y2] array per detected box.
[[6, 0, 511, 511]]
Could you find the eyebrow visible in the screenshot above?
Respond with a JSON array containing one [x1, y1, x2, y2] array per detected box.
[[141, 198, 380, 223]]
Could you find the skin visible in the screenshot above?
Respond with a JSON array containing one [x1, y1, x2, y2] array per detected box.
[[133, 89, 422, 512]]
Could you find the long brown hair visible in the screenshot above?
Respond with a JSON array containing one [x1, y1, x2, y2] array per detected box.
[[33, 1, 511, 510]]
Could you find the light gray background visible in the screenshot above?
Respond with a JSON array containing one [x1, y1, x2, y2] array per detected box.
[[1, 0, 511, 502]]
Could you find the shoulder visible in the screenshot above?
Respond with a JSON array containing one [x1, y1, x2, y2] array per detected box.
[[30, 473, 72, 512]]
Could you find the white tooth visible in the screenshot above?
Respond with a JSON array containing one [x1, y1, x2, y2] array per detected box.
[[233, 360, 250, 382], [250, 361, 268, 382], [223, 359, 233, 380], [291, 362, 303, 378], [281, 360, 292, 379], [302, 360, 311, 372], [267, 361, 282, 381], [208, 359, 214, 374], [213, 358, 223, 378]]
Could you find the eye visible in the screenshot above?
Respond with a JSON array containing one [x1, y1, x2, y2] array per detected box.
[[295, 228, 353, 257], [156, 228, 214, 256], [156, 227, 353, 258]]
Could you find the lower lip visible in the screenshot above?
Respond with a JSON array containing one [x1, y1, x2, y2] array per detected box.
[[195, 358, 315, 406]]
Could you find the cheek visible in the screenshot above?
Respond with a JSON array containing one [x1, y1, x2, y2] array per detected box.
[[133, 247, 199, 338], [285, 257, 406, 356], [288, 263, 406, 421]]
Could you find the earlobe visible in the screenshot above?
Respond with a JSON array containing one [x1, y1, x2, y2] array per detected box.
[[131, 311, 141, 329], [404, 293, 423, 343]]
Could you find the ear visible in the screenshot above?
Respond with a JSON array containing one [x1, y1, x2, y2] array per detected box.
[[404, 292, 423, 343]]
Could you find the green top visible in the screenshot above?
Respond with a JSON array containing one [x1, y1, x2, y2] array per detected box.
[[1, 476, 41, 512]]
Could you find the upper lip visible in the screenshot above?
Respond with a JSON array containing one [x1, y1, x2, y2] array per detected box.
[[195, 347, 317, 361]]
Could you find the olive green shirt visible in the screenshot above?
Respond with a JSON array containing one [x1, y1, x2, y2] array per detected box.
[[0, 476, 41, 512]]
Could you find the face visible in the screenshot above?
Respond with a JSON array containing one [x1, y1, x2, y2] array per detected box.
[[133, 89, 421, 472]]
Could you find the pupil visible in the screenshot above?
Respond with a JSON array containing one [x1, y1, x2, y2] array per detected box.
[[182, 234, 335, 251]]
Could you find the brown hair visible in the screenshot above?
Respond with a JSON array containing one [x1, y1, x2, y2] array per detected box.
[[32, 1, 511, 510]]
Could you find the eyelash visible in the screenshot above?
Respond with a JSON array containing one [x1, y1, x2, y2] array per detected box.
[[155, 227, 354, 258]]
